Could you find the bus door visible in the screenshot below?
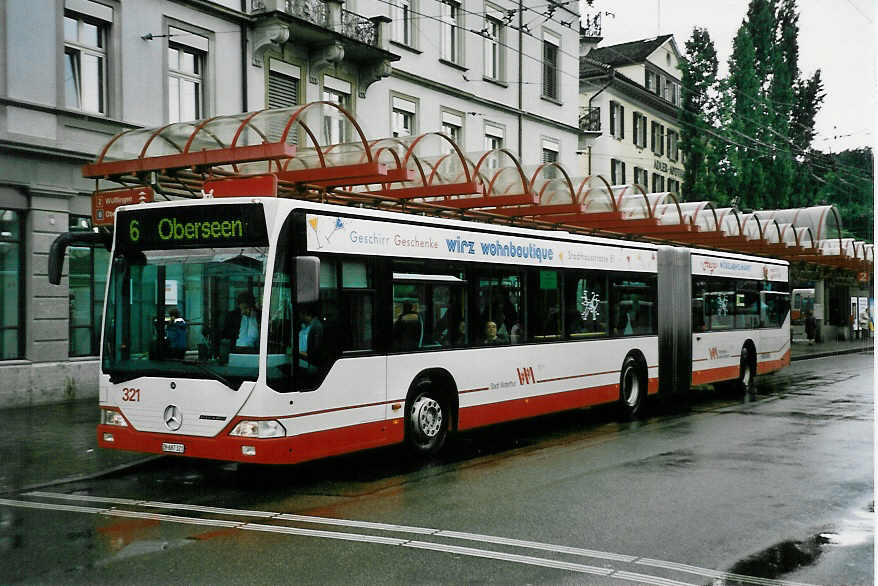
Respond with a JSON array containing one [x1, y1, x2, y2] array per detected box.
[[657, 246, 692, 394]]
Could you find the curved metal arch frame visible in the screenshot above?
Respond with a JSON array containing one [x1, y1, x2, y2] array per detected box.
[[528, 162, 576, 205], [575, 175, 617, 213], [471, 148, 532, 200]]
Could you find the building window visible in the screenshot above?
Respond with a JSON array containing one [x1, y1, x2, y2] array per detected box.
[[440, 1, 461, 64], [0, 210, 23, 359], [484, 122, 504, 150], [267, 61, 300, 143], [611, 158, 626, 184], [667, 178, 680, 195], [542, 32, 560, 100], [633, 167, 647, 187], [667, 130, 679, 161], [392, 0, 413, 46], [652, 173, 665, 192], [323, 77, 351, 144], [64, 12, 107, 114], [69, 216, 110, 357], [651, 121, 665, 156], [392, 95, 417, 137], [645, 70, 658, 95], [542, 147, 558, 164], [632, 112, 647, 148], [484, 15, 504, 81], [609, 101, 624, 139], [441, 110, 463, 152], [168, 43, 204, 123]]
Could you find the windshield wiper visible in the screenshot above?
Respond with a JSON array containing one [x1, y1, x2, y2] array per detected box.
[[182, 360, 239, 391]]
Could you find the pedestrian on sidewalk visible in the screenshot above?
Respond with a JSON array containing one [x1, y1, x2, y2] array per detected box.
[[805, 311, 816, 345]]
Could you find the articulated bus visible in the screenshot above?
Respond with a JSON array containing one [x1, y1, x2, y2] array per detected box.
[[51, 198, 790, 464]]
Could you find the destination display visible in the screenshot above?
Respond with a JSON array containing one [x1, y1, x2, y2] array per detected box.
[[692, 253, 788, 282], [116, 204, 268, 251], [305, 214, 658, 273]]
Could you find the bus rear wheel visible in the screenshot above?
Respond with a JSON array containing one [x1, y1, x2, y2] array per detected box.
[[405, 380, 449, 456], [619, 355, 645, 419]]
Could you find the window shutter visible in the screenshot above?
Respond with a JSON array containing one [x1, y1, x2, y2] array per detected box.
[[619, 105, 625, 139], [268, 70, 299, 143], [621, 161, 626, 184]]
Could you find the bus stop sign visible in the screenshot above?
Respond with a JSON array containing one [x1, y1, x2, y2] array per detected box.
[[93, 187, 154, 227]]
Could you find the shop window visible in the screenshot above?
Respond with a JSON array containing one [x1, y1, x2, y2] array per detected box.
[[0, 210, 23, 359], [69, 215, 110, 357]]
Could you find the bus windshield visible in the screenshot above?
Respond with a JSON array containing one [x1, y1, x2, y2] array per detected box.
[[102, 246, 268, 388]]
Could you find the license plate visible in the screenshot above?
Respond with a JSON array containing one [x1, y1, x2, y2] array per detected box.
[[161, 442, 185, 454]]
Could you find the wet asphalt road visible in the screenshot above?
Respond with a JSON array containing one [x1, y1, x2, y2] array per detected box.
[[0, 353, 873, 585]]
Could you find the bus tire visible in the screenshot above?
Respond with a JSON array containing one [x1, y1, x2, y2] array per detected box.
[[404, 379, 449, 456], [619, 355, 645, 419]]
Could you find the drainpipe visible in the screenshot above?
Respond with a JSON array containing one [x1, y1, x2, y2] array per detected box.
[[517, 0, 523, 159], [241, 0, 248, 111]]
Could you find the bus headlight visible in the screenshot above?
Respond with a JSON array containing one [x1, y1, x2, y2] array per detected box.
[[229, 420, 286, 438], [100, 409, 128, 427]]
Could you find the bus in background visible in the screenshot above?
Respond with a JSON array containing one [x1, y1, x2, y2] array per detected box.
[[49, 197, 790, 465], [790, 288, 815, 341]]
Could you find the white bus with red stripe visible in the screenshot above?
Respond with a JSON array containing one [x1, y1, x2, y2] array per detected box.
[[55, 197, 789, 464]]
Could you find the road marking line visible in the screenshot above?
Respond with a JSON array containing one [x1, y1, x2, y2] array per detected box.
[[435, 530, 637, 562], [611, 570, 698, 586], [635, 558, 821, 586], [16, 492, 823, 586], [403, 541, 614, 576]]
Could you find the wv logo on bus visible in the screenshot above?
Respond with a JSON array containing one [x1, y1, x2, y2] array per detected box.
[[517, 367, 536, 385], [708, 347, 719, 360]]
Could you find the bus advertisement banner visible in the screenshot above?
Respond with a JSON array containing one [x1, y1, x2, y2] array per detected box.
[[691, 253, 788, 282], [305, 213, 658, 273]]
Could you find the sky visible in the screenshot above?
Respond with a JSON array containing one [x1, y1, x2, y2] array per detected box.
[[580, 0, 876, 153]]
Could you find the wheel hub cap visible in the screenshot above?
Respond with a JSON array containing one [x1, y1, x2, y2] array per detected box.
[[412, 396, 442, 438]]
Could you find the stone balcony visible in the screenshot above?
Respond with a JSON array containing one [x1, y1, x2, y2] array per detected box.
[[250, 0, 399, 96]]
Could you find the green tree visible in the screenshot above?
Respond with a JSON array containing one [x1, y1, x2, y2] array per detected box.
[[726, 22, 767, 208], [679, 27, 720, 202]]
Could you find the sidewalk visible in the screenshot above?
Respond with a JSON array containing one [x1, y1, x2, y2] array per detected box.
[[790, 337, 874, 361], [0, 340, 872, 495]]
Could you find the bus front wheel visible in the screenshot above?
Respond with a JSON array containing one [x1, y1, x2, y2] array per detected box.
[[405, 380, 449, 456], [619, 355, 645, 419]]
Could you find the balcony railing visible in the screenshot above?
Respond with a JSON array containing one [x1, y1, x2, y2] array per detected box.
[[341, 9, 377, 46], [251, 0, 379, 47], [580, 107, 601, 132]]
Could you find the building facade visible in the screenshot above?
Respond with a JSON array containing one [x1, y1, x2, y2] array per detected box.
[[578, 33, 685, 196], [0, 0, 580, 406]]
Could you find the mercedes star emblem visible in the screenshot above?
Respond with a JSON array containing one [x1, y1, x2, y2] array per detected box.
[[163, 405, 183, 431]]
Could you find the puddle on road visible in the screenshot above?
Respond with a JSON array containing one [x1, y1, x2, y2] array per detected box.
[[719, 535, 828, 584], [717, 502, 875, 585]]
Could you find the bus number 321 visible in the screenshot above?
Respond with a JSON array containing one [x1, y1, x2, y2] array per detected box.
[[122, 388, 141, 402]]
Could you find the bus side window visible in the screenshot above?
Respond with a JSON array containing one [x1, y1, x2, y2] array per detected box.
[[610, 275, 657, 336], [566, 271, 608, 338]]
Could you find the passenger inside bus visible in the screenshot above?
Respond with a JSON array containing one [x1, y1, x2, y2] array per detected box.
[[298, 304, 324, 375], [220, 291, 261, 353], [393, 301, 423, 350], [482, 320, 508, 344], [165, 309, 188, 359]]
